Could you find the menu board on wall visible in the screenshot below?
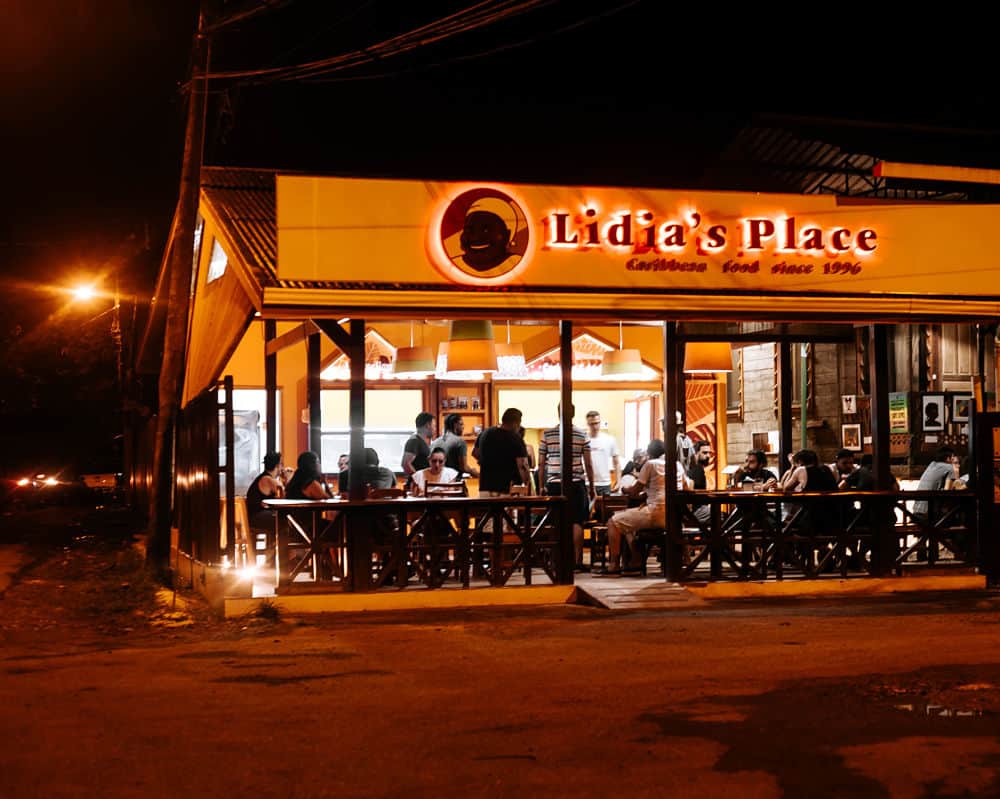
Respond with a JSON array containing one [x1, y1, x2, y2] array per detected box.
[[889, 392, 909, 433]]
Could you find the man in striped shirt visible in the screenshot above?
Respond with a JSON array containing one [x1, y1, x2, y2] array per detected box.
[[537, 403, 595, 572]]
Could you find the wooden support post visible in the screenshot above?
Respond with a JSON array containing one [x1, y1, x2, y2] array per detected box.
[[222, 375, 235, 565], [307, 332, 321, 458], [777, 341, 794, 477], [264, 319, 277, 455], [974, 412, 1000, 587], [869, 324, 896, 575], [664, 322, 683, 582], [348, 319, 366, 502], [558, 320, 575, 582]]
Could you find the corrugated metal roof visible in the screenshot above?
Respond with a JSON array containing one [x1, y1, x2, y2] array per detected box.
[[700, 122, 969, 200], [201, 167, 278, 289]]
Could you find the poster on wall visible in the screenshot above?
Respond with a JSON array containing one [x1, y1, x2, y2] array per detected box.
[[952, 394, 972, 423], [841, 423, 862, 452], [922, 393, 945, 432], [889, 392, 909, 433]]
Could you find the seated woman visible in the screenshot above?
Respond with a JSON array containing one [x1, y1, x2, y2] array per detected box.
[[285, 451, 331, 500], [595, 439, 690, 577], [411, 447, 459, 496]]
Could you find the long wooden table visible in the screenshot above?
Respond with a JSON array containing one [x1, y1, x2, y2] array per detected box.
[[262, 495, 569, 592]]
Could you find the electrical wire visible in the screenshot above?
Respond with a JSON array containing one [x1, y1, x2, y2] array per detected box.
[[199, 0, 558, 85], [302, 0, 642, 85], [203, 0, 297, 34]]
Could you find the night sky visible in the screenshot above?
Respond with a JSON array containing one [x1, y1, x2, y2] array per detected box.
[[0, 1, 996, 472]]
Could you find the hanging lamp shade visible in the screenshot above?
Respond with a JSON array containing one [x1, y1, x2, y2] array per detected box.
[[601, 348, 643, 377], [392, 346, 436, 378], [495, 341, 527, 377], [602, 320, 643, 378], [446, 320, 498, 372], [683, 342, 733, 374]]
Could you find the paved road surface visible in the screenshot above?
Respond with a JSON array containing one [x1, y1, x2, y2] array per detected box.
[[0, 544, 26, 594], [2, 581, 999, 798]]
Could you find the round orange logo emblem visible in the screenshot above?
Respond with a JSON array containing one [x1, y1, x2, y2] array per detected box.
[[438, 188, 529, 280]]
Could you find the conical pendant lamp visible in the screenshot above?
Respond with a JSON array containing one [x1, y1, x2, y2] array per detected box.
[[495, 320, 527, 377], [392, 321, 435, 378], [601, 321, 643, 378], [445, 320, 498, 373], [683, 342, 733, 374]]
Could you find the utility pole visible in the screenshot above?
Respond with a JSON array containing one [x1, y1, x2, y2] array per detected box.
[[147, 2, 213, 573]]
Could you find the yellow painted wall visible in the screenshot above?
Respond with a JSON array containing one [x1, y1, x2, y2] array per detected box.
[[219, 321, 667, 464], [498, 387, 657, 447]]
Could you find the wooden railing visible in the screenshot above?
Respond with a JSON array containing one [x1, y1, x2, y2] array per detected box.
[[667, 490, 980, 581], [263, 495, 569, 592]]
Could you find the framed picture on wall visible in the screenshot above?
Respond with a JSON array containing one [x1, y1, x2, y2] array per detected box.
[[952, 394, 972, 423], [841, 423, 862, 452], [922, 393, 945, 431]]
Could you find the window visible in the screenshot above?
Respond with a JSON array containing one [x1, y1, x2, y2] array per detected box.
[[191, 216, 204, 280], [939, 323, 975, 391], [320, 388, 424, 473], [726, 348, 743, 420], [773, 343, 813, 416], [217, 388, 282, 496], [206, 239, 228, 283]]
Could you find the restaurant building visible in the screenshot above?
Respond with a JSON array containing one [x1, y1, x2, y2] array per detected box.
[[134, 164, 1000, 610]]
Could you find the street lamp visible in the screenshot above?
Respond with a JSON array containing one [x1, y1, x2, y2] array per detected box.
[[72, 285, 97, 302], [68, 280, 124, 387]]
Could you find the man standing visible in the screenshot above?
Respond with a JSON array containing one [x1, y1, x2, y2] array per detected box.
[[538, 403, 595, 571], [432, 412, 480, 478], [585, 410, 620, 497], [476, 408, 530, 496], [402, 411, 436, 487]]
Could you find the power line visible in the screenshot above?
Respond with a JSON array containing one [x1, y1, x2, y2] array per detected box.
[[199, 0, 559, 85], [203, 0, 297, 34], [303, 1, 642, 85]]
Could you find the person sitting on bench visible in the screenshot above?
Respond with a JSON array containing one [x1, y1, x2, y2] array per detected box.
[[596, 439, 690, 576]]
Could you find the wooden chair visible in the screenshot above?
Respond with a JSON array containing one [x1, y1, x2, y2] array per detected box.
[[589, 495, 629, 570]]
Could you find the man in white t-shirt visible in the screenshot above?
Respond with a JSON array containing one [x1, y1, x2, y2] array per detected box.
[[596, 439, 690, 576], [411, 447, 459, 496], [585, 410, 620, 497]]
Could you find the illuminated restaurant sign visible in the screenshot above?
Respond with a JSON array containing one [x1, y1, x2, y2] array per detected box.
[[276, 176, 1000, 305]]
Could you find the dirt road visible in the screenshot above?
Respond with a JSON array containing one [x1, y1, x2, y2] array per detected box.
[[1, 522, 999, 798]]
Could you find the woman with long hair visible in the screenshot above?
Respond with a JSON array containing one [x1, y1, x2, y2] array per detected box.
[[285, 451, 330, 500]]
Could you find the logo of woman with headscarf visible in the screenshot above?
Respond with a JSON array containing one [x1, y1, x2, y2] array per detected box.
[[438, 188, 530, 280]]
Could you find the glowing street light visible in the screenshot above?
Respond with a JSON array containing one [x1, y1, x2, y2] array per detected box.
[[67, 278, 124, 386]]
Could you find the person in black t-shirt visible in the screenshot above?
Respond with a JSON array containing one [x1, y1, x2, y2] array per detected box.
[[475, 408, 530, 495], [687, 440, 713, 526], [730, 449, 778, 489], [402, 411, 436, 488], [246, 451, 285, 530]]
